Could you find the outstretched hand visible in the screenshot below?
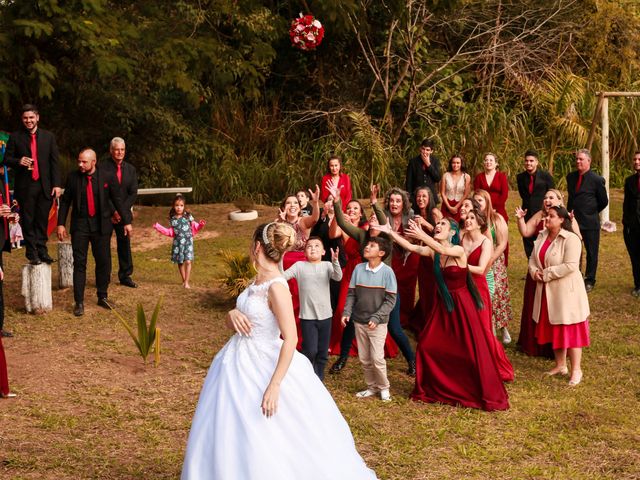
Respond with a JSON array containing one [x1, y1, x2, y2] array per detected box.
[[325, 178, 341, 201], [330, 247, 340, 262], [277, 209, 287, 222], [515, 206, 527, 219], [370, 184, 379, 204], [309, 184, 321, 204], [369, 220, 391, 234]]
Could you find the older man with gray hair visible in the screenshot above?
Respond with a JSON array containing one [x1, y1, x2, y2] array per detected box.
[[566, 148, 608, 292], [100, 137, 138, 288]]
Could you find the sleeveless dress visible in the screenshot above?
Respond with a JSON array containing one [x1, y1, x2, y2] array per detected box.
[[442, 172, 467, 222], [516, 221, 554, 358], [409, 255, 435, 336], [411, 265, 509, 411], [391, 224, 420, 329], [170, 214, 195, 263], [489, 225, 513, 332], [468, 245, 514, 382], [181, 278, 377, 480]]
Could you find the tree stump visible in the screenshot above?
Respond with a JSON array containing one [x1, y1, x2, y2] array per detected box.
[[57, 242, 74, 289], [21, 264, 53, 314]]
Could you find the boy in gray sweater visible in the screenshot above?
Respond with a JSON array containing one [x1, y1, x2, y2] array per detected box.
[[342, 237, 397, 401], [284, 237, 342, 380]]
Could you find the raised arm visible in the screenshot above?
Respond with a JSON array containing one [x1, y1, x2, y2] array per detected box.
[[515, 207, 542, 237], [299, 184, 320, 230]]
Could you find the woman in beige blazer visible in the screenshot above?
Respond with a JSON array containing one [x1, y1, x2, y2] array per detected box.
[[529, 206, 590, 386]]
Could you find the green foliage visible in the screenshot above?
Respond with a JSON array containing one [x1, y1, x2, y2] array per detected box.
[[111, 297, 163, 365], [220, 250, 255, 298]]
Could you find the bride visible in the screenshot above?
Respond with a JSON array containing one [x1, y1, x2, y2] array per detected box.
[[181, 222, 377, 479]]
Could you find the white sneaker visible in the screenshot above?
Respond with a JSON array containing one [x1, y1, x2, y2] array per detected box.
[[355, 389, 376, 398], [380, 389, 391, 402]]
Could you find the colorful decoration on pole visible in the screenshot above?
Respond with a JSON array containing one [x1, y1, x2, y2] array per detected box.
[[290, 13, 324, 51]]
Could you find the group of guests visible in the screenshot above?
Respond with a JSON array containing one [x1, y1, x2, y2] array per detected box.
[[0, 104, 141, 398], [269, 138, 640, 410]]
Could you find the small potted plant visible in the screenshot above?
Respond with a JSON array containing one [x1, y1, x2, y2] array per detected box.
[[229, 196, 258, 221]]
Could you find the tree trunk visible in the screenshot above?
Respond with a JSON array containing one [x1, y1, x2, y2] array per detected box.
[[21, 264, 53, 314], [57, 242, 74, 289]]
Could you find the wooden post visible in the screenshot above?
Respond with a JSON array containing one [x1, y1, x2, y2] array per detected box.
[[21, 264, 53, 314], [57, 242, 74, 289], [600, 96, 610, 223]]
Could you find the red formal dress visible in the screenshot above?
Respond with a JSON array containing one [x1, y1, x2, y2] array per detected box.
[[473, 171, 509, 222], [409, 255, 435, 336], [468, 245, 514, 382], [535, 239, 591, 349], [321, 173, 352, 211], [283, 221, 309, 351], [391, 227, 420, 329], [474, 171, 510, 264], [517, 222, 554, 358], [0, 337, 9, 396], [328, 236, 399, 358], [411, 265, 510, 411]]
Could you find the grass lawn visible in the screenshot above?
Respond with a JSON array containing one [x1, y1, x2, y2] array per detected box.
[[1, 191, 639, 479]]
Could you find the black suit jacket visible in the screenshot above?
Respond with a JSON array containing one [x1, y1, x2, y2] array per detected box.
[[405, 154, 442, 203], [622, 173, 640, 229], [57, 166, 132, 235], [99, 159, 138, 212], [566, 170, 608, 230], [4, 127, 61, 198], [516, 169, 555, 220]]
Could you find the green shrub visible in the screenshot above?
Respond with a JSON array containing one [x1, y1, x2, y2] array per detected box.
[[111, 297, 162, 366], [220, 250, 255, 298]]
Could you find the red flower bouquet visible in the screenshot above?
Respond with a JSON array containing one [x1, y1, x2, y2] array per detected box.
[[289, 14, 324, 51]]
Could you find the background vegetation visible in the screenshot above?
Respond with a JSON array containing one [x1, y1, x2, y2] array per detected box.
[[2, 0, 640, 202]]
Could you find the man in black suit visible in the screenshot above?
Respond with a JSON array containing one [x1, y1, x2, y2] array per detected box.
[[57, 148, 132, 316], [516, 149, 555, 257], [567, 148, 609, 292], [405, 138, 442, 205], [4, 104, 62, 265], [622, 151, 640, 297], [100, 137, 138, 288]]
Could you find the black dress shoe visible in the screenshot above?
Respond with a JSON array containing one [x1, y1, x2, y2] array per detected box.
[[28, 257, 42, 266], [406, 361, 416, 377], [97, 298, 114, 309], [74, 303, 84, 316], [40, 254, 55, 264], [329, 356, 348, 374], [1, 330, 13, 338], [119, 278, 138, 288]]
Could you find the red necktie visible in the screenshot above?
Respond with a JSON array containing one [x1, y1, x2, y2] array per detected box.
[[86, 175, 96, 217], [528, 174, 534, 194], [30, 133, 40, 181], [575, 174, 583, 193], [637, 173, 640, 191], [116, 163, 122, 184]]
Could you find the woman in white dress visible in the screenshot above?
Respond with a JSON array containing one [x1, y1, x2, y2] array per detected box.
[[181, 222, 377, 480]]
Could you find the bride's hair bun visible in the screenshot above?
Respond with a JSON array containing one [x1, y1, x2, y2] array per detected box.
[[253, 222, 296, 263]]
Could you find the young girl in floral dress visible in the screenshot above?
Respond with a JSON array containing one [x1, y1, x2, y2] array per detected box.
[[153, 194, 205, 288]]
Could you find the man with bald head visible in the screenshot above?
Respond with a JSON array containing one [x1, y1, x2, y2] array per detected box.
[[57, 148, 133, 316]]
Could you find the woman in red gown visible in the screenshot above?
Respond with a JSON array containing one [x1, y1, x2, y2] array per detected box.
[[529, 206, 590, 386], [409, 186, 442, 335], [473, 152, 509, 265], [373, 218, 509, 411], [320, 155, 352, 212], [461, 203, 514, 382], [0, 336, 13, 398], [278, 188, 320, 350]]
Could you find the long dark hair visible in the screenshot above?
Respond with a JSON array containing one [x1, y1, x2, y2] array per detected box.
[[413, 186, 436, 225], [433, 219, 484, 312], [549, 205, 573, 231], [169, 194, 191, 219]]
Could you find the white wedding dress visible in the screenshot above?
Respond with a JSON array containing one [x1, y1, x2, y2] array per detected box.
[[181, 277, 377, 480]]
